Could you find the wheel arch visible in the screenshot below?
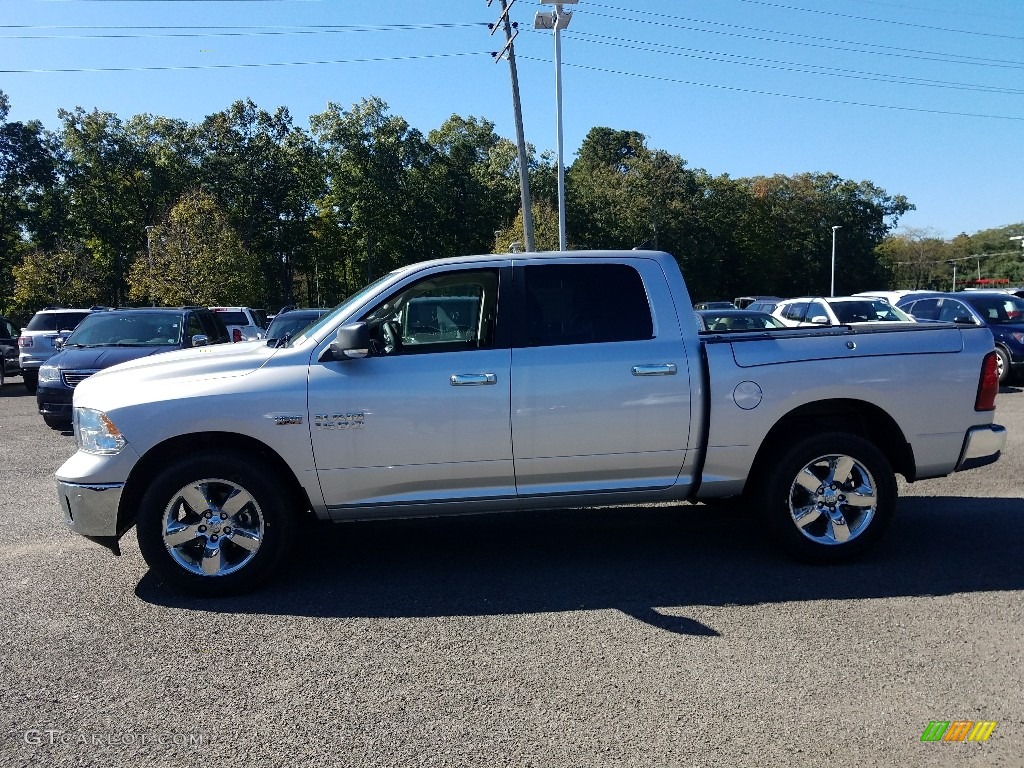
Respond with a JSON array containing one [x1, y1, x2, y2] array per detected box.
[[117, 431, 314, 535], [746, 398, 916, 493]]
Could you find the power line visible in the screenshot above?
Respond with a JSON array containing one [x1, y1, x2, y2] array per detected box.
[[0, 51, 490, 75], [0, 21, 488, 40], [516, 55, 1024, 122], [568, 31, 1024, 95], [578, 7, 1024, 70], [732, 0, 1024, 41]]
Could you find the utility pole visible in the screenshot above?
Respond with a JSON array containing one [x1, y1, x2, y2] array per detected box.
[[489, 0, 536, 252]]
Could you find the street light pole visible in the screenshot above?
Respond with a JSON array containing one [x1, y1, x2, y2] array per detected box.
[[536, 0, 577, 251], [830, 225, 841, 297]]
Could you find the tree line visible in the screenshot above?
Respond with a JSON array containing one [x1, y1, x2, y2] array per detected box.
[[2, 88, 1018, 323]]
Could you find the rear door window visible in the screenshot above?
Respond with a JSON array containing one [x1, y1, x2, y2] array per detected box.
[[517, 263, 653, 347]]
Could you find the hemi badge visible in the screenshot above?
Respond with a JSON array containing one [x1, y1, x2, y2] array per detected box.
[[269, 415, 304, 426]]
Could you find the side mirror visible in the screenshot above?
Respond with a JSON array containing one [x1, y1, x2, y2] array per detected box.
[[328, 322, 370, 360], [191, 334, 209, 348], [54, 337, 65, 349], [952, 316, 976, 325], [809, 315, 830, 325]]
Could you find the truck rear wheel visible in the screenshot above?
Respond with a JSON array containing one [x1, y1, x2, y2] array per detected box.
[[757, 432, 895, 563], [136, 452, 294, 595]]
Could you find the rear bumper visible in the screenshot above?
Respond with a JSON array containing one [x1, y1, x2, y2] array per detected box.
[[956, 424, 1007, 472]]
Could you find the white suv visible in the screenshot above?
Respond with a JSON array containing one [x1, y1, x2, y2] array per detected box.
[[772, 296, 915, 327], [17, 307, 97, 392], [209, 306, 265, 342]]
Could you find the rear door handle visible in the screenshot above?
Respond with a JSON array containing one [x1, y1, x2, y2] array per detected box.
[[450, 373, 497, 386], [632, 364, 677, 376]]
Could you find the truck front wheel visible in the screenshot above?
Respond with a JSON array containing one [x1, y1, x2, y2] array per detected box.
[[757, 432, 895, 563], [136, 452, 294, 595]]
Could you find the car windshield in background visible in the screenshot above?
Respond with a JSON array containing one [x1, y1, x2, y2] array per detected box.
[[213, 311, 249, 325], [832, 300, 910, 323], [25, 311, 91, 331], [697, 310, 785, 331], [66, 313, 182, 347], [963, 296, 1024, 324], [265, 311, 328, 340]]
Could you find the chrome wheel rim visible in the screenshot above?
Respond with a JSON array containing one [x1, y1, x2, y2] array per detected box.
[[161, 478, 265, 577], [996, 352, 1006, 380], [788, 453, 878, 546]]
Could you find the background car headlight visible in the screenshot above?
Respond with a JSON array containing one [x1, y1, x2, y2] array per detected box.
[[73, 408, 127, 455], [37, 364, 60, 383]]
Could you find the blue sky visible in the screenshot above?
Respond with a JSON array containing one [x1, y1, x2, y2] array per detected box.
[[2, 0, 1022, 239]]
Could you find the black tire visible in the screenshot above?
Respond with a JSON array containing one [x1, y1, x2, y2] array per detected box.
[[0, 360, 5, 388], [42, 414, 69, 430], [755, 432, 896, 564], [136, 451, 295, 595], [23, 369, 38, 394], [995, 345, 1011, 385]]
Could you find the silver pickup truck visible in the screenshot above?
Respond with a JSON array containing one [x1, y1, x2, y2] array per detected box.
[[56, 251, 1006, 594]]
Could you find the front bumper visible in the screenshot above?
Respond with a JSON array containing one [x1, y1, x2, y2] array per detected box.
[[58, 479, 124, 537], [956, 424, 1007, 472], [37, 383, 73, 420]]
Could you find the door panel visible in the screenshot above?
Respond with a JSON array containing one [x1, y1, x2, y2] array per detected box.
[[309, 349, 513, 507], [309, 265, 514, 509], [510, 259, 691, 496]]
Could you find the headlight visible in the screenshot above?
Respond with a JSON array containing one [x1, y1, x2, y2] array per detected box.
[[38, 364, 60, 383], [73, 408, 127, 455]]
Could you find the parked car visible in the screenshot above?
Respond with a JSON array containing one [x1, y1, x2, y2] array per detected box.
[[17, 307, 97, 393], [264, 308, 331, 344], [772, 296, 914, 327], [695, 309, 786, 332], [853, 290, 935, 306], [897, 291, 1024, 383], [0, 315, 22, 387], [744, 298, 785, 315], [693, 301, 736, 310], [36, 306, 229, 428], [210, 306, 265, 342], [733, 295, 782, 310]]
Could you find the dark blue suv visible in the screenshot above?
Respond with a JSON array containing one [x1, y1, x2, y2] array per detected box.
[[36, 307, 229, 428], [898, 291, 1024, 384]]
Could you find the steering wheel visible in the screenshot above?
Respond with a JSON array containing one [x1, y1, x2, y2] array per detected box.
[[382, 321, 402, 355]]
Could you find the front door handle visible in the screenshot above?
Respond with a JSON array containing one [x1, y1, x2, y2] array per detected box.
[[450, 373, 497, 386], [631, 364, 677, 377]]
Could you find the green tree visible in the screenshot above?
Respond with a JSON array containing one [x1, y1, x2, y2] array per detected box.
[[310, 97, 430, 293], [58, 107, 161, 305], [126, 189, 264, 306], [9, 244, 107, 317], [0, 91, 63, 307]]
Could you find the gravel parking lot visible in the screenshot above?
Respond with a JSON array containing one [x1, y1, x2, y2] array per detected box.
[[1, 378, 1022, 768]]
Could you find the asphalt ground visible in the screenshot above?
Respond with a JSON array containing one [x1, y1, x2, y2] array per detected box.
[[1, 375, 1021, 768]]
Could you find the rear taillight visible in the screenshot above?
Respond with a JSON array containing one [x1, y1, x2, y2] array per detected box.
[[17, 335, 31, 348], [975, 351, 999, 412], [232, 328, 243, 343]]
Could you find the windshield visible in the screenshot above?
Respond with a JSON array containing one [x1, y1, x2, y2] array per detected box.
[[26, 311, 91, 332], [287, 272, 401, 347], [963, 295, 1024, 324], [831, 299, 911, 323], [65, 312, 183, 347], [212, 310, 250, 326], [265, 311, 327, 340]]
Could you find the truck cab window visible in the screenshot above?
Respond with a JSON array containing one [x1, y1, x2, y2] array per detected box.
[[520, 263, 653, 347], [362, 269, 499, 355]]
